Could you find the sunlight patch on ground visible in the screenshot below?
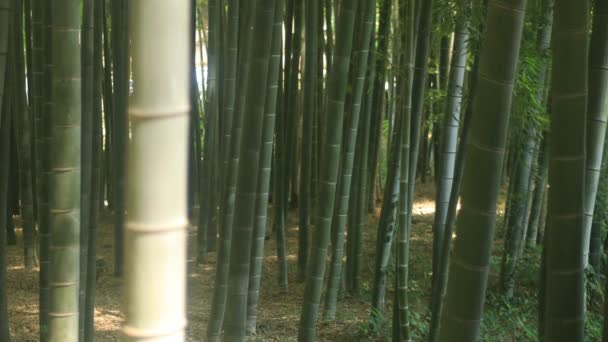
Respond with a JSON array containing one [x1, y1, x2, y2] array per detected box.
[[9, 304, 38, 314], [265, 254, 297, 261], [412, 199, 461, 216], [7, 265, 25, 271]]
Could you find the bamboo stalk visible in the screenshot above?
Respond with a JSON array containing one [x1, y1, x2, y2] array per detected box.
[[122, 0, 191, 341]]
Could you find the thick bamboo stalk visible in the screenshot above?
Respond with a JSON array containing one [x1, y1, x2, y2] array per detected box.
[[206, 3, 255, 340], [543, 0, 589, 340], [47, 0, 81, 340], [246, 0, 284, 334], [223, 1, 276, 340], [437, 0, 527, 339], [122, 0, 191, 341]]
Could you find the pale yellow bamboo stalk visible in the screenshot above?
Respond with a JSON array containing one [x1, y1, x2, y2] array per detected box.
[[122, 1, 191, 341]]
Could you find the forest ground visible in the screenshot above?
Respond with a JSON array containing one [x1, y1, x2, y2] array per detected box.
[[5, 182, 605, 341]]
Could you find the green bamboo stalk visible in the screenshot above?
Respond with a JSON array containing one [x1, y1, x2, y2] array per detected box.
[[223, 1, 276, 340], [405, 0, 433, 262], [30, 0, 43, 275], [13, 0, 37, 270], [6, 137, 16, 246], [590, 137, 608, 271], [30, 0, 42, 231], [395, 0, 414, 338], [0, 0, 10, 124], [282, 0, 301, 288], [499, 128, 536, 298], [604, 256, 608, 341], [0, 128, 10, 335], [286, 0, 303, 217], [273, 0, 293, 289], [101, 0, 113, 214], [246, 1, 284, 333], [23, 0, 32, 106], [84, 1, 103, 340], [298, 1, 359, 340], [122, 0, 191, 340], [526, 137, 548, 249], [348, 30, 376, 295], [298, 0, 318, 283], [366, 0, 392, 213], [186, 0, 199, 274], [324, 0, 332, 61], [324, 0, 374, 320], [187, 0, 198, 237], [583, 0, 608, 268], [437, 0, 527, 339], [47, 0, 81, 340], [428, 41, 481, 342], [204, 0, 221, 254], [345, 122, 361, 293], [371, 90, 403, 312], [430, 4, 469, 293], [543, 0, 588, 340], [206, 3, 255, 340], [500, 0, 553, 298], [79, 0, 94, 339], [220, 0, 239, 195], [312, 0, 324, 207], [39, 0, 52, 339], [110, 0, 128, 277], [0, 7, 13, 337]]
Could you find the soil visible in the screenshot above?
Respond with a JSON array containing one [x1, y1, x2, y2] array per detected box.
[[6, 183, 439, 341]]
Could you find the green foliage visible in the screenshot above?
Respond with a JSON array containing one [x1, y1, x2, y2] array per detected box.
[[509, 47, 548, 156]]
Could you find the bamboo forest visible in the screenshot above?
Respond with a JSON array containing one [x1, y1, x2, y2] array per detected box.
[[1, 0, 608, 341]]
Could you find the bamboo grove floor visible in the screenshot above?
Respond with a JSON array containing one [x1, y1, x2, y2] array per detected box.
[[5, 182, 605, 341]]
